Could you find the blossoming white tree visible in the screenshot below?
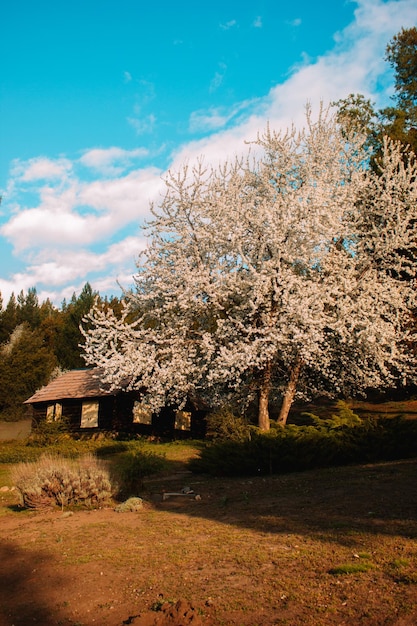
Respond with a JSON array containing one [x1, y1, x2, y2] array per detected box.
[[83, 107, 417, 430]]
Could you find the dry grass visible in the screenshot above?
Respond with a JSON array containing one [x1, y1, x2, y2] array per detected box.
[[11, 454, 113, 510]]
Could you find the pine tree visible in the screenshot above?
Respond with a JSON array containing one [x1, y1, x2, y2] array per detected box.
[[0, 324, 57, 420], [334, 27, 417, 164]]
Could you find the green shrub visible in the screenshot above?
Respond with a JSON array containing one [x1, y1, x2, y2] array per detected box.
[[94, 441, 130, 457], [30, 416, 71, 446], [190, 416, 417, 476], [304, 401, 363, 429], [112, 449, 168, 496], [11, 454, 114, 510], [0, 442, 42, 463], [205, 406, 252, 442]]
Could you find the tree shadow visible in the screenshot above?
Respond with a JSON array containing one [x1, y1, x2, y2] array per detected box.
[[0, 540, 66, 626], [146, 458, 417, 545]]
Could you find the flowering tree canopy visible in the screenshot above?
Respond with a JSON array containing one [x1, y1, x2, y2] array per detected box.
[[82, 107, 417, 429]]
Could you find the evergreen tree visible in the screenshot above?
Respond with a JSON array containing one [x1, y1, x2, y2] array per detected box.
[[334, 27, 417, 164], [16, 287, 41, 329], [0, 293, 18, 344], [0, 324, 57, 420], [57, 283, 98, 369]]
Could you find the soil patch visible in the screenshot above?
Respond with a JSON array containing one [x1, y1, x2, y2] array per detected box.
[[1, 459, 417, 625]]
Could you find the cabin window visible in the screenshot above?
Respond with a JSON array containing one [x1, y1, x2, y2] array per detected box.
[[174, 410, 191, 431], [133, 401, 152, 425], [46, 403, 62, 422], [46, 404, 54, 422], [81, 401, 99, 428]]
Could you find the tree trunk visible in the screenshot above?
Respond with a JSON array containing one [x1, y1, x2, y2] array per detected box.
[[258, 361, 272, 431], [277, 359, 303, 426]]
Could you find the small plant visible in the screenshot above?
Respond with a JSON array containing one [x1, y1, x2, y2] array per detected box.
[[389, 558, 410, 569], [11, 454, 114, 510], [329, 562, 374, 575], [112, 449, 168, 496], [30, 416, 71, 446], [304, 401, 363, 429], [205, 406, 252, 442], [114, 496, 144, 513], [387, 559, 417, 584]]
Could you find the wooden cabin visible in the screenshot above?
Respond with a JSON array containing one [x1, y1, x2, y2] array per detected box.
[[24, 368, 207, 437]]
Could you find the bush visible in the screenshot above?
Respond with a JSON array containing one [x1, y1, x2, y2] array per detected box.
[[304, 401, 363, 429], [112, 449, 168, 497], [0, 442, 43, 463], [205, 406, 252, 442], [30, 416, 71, 446], [189, 416, 417, 477], [11, 454, 114, 510]]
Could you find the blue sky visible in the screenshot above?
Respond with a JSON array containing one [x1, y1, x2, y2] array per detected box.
[[1, 0, 416, 307]]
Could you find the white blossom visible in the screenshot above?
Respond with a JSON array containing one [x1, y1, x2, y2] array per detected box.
[[82, 106, 417, 429]]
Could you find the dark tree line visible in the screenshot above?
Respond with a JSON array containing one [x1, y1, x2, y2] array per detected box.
[[0, 284, 123, 420]]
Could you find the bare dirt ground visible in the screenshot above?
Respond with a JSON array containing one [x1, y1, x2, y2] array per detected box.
[[1, 458, 417, 626]]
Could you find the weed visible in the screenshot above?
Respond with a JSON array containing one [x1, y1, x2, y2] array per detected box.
[[389, 558, 410, 569], [386, 559, 417, 584], [329, 562, 375, 575]]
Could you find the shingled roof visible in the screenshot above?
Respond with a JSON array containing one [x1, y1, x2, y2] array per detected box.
[[24, 368, 115, 404]]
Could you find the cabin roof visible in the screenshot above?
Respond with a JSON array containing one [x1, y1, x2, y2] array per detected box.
[[24, 368, 115, 404]]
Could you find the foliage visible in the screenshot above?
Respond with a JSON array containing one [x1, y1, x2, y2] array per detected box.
[[0, 283, 125, 421], [30, 414, 72, 446], [329, 562, 374, 575], [205, 406, 252, 442], [57, 283, 99, 369], [0, 442, 43, 463], [84, 106, 417, 431], [0, 436, 119, 464], [334, 27, 417, 164], [111, 448, 168, 496], [11, 454, 114, 510], [0, 323, 57, 420], [303, 401, 363, 428], [189, 416, 417, 477]]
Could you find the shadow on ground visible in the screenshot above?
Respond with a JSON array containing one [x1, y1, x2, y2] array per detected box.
[[0, 541, 66, 626]]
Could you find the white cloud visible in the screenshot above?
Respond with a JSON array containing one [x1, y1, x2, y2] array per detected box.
[[12, 157, 72, 182], [219, 20, 237, 31], [0, 234, 147, 305], [189, 99, 261, 133], [127, 114, 156, 135], [80, 147, 149, 175], [1, 166, 162, 253], [209, 62, 227, 93], [177, 0, 417, 169], [78, 167, 163, 221], [2, 0, 417, 306], [253, 16, 262, 28]]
